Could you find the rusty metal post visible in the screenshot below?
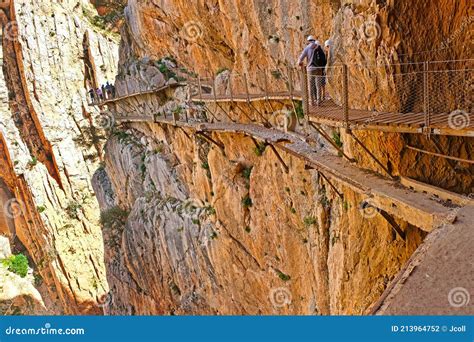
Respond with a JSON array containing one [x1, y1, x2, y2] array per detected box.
[[301, 66, 309, 118], [197, 76, 203, 102], [264, 71, 270, 99], [423, 61, 430, 133], [243, 73, 251, 102], [287, 66, 294, 99], [228, 73, 234, 102], [342, 64, 349, 129]]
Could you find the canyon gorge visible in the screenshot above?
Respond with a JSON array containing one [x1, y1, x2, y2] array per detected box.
[[0, 0, 472, 316]]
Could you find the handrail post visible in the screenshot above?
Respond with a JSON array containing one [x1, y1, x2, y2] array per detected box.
[[197, 76, 203, 102], [287, 66, 294, 99], [264, 71, 270, 100], [301, 66, 309, 118], [423, 61, 430, 133], [228, 74, 234, 102], [342, 64, 349, 129], [243, 73, 251, 102]]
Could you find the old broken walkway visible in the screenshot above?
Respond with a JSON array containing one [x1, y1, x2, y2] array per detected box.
[[114, 113, 462, 233]]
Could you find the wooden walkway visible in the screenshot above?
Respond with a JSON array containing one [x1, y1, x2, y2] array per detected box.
[[87, 82, 185, 107], [114, 114, 460, 233], [191, 93, 474, 137]]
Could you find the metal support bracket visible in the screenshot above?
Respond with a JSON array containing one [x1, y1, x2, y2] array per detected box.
[[196, 131, 225, 154], [348, 130, 396, 179], [309, 122, 355, 162]]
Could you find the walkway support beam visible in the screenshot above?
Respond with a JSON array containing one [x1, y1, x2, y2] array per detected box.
[[342, 64, 349, 129], [349, 130, 395, 179], [309, 122, 355, 162], [196, 131, 225, 154]]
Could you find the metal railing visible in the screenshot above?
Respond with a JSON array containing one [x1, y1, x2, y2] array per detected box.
[[190, 66, 304, 102], [188, 59, 473, 132], [306, 60, 473, 130]]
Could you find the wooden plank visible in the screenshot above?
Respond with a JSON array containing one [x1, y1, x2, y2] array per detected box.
[[400, 177, 473, 206]]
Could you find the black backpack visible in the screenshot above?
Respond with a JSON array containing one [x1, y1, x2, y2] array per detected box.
[[309, 46, 327, 68]]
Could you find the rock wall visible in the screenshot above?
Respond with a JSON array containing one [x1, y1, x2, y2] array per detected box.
[[0, 0, 119, 314], [92, 0, 472, 315], [93, 113, 425, 315]]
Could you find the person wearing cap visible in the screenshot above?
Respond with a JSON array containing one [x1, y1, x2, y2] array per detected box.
[[298, 36, 326, 106], [322, 39, 333, 100]]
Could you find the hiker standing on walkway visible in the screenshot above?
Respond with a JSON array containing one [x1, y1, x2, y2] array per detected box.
[[96, 87, 103, 101], [298, 36, 327, 106], [88, 89, 95, 103], [101, 84, 107, 100], [323, 39, 333, 100]]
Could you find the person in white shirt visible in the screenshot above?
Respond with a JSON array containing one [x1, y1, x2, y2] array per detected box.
[[298, 36, 327, 105]]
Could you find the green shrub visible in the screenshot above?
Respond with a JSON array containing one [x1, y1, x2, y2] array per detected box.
[[28, 156, 38, 167], [244, 226, 251, 233], [242, 166, 253, 180], [216, 67, 229, 75], [294, 101, 304, 119], [254, 143, 266, 156], [276, 270, 291, 281], [65, 201, 82, 219], [100, 206, 130, 229], [2, 254, 29, 278], [271, 70, 282, 79], [241, 196, 253, 208], [332, 131, 343, 148], [303, 216, 317, 226], [36, 205, 46, 214]]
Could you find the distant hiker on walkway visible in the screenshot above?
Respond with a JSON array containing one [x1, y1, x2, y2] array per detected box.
[[298, 36, 327, 106], [96, 87, 103, 101], [101, 84, 107, 100], [88, 89, 95, 103], [105, 81, 113, 99], [323, 39, 333, 100]]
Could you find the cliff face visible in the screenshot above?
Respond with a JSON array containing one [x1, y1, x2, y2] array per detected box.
[[94, 116, 425, 315], [0, 0, 119, 314], [90, 0, 472, 315]]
